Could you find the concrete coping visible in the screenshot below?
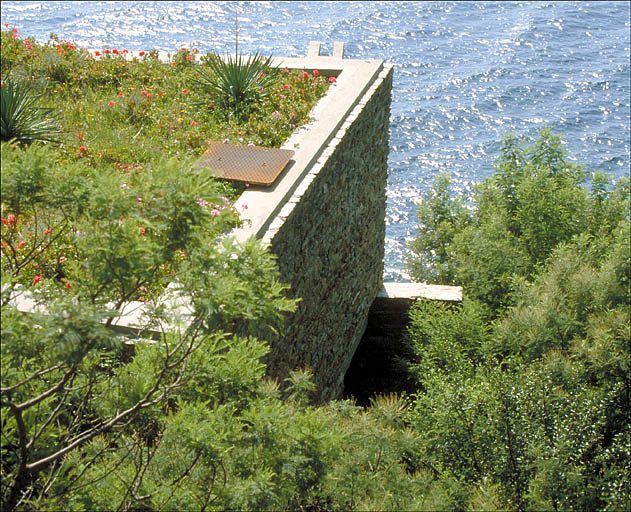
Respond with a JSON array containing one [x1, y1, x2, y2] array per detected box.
[[377, 282, 463, 302]]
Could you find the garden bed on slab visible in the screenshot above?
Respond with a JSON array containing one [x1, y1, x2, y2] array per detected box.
[[1, 26, 331, 300]]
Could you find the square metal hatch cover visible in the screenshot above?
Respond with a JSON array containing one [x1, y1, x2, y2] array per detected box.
[[193, 142, 295, 186]]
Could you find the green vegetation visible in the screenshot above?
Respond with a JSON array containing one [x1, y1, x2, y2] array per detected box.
[[2, 24, 629, 511], [406, 129, 630, 510], [193, 52, 281, 119], [0, 77, 58, 145], [0, 26, 330, 162], [0, 25, 330, 294], [1, 143, 434, 510]]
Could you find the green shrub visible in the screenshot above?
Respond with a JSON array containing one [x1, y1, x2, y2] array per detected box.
[[406, 131, 630, 511], [0, 77, 58, 144], [194, 52, 281, 119]]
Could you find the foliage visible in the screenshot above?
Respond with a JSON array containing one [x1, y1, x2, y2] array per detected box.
[[0, 26, 331, 167], [0, 77, 59, 145], [1, 38, 450, 510], [408, 128, 629, 311], [194, 52, 281, 119], [406, 130, 630, 510]]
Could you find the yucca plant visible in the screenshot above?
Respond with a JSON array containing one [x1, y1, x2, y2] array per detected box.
[[193, 52, 280, 118], [1, 77, 58, 144]]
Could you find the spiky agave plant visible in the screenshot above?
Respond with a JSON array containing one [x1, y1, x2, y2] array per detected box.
[[193, 52, 280, 118], [1, 78, 58, 144]]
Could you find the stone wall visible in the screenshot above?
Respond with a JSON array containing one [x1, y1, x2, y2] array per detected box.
[[260, 64, 394, 402]]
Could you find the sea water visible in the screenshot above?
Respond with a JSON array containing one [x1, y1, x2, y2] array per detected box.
[[2, 1, 629, 281]]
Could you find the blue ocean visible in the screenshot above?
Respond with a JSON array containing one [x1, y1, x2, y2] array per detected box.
[[2, 1, 629, 281]]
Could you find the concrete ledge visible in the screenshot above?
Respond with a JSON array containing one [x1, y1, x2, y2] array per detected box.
[[378, 282, 462, 302]]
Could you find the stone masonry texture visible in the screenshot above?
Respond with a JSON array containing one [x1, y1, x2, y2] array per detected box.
[[263, 65, 394, 402]]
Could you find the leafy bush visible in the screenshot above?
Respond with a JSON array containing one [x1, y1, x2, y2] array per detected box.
[[406, 130, 630, 511], [409, 128, 629, 311]]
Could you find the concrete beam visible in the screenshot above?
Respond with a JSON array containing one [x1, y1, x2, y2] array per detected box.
[[378, 282, 462, 302]]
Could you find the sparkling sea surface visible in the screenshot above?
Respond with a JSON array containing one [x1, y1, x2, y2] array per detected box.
[[2, 1, 629, 281]]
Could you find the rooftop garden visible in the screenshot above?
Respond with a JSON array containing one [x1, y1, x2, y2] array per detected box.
[[1, 25, 332, 298]]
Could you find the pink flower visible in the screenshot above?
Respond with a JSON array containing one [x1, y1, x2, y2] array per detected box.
[[108, 100, 116, 106], [59, 256, 67, 263], [57, 47, 65, 54], [33, 275, 41, 284], [145, 92, 152, 98], [313, 69, 319, 77], [182, 88, 189, 95], [210, 209, 220, 216], [282, 84, 290, 89], [79, 145, 87, 152], [223, 138, 230, 143], [171, 62, 176, 66], [65, 281, 72, 290], [18, 240, 26, 248], [186, 55, 193, 61], [303, 71, 309, 79], [139, 226, 146, 234], [6, 214, 16, 225], [271, 111, 280, 117], [242, 204, 248, 210], [328, 76, 337, 83]]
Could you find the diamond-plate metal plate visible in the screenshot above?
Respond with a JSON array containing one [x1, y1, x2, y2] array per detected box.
[[194, 142, 295, 186]]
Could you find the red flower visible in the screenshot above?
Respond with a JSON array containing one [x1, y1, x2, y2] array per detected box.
[[302, 71, 309, 79], [186, 55, 193, 61], [94, 50, 101, 56], [282, 84, 290, 89], [3, 214, 17, 226], [190, 121, 197, 126], [113, 48, 119, 54], [313, 69, 319, 77], [43, 228, 52, 236], [181, 88, 189, 95], [33, 275, 41, 284], [12, 27, 18, 33], [328, 76, 337, 83], [79, 145, 87, 152], [118, 91, 124, 96], [181, 47, 188, 52], [104, 49, 111, 54], [108, 100, 116, 106], [145, 92, 153, 98], [18, 240, 26, 248], [138, 226, 145, 234], [139, 51, 145, 56], [57, 47, 66, 54], [66, 281, 72, 290]]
